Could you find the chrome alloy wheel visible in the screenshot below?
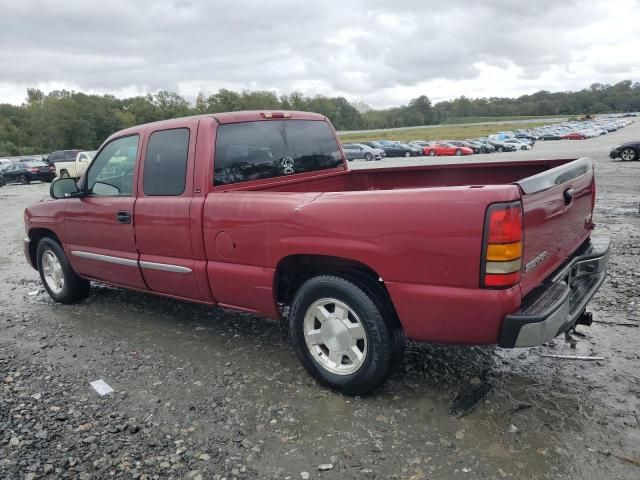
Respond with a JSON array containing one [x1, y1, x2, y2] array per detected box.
[[621, 148, 636, 161], [41, 249, 64, 295], [303, 298, 368, 375]]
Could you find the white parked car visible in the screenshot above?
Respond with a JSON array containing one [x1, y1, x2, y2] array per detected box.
[[504, 139, 532, 150], [55, 151, 96, 179]]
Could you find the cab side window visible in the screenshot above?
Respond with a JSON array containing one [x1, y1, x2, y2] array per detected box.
[[86, 135, 139, 197], [143, 128, 189, 196]]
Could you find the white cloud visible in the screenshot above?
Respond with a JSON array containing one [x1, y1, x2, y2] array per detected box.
[[0, 0, 639, 108]]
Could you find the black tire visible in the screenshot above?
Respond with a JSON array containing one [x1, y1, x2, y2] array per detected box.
[[429, 150, 436, 157], [620, 147, 637, 161], [19, 174, 30, 185], [37, 237, 90, 304], [497, 146, 504, 152], [404, 151, 411, 158], [455, 149, 462, 156], [289, 275, 402, 395], [364, 153, 373, 161], [61, 170, 70, 179]]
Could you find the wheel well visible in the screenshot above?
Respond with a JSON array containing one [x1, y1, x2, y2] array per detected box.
[[27, 228, 60, 270], [275, 255, 401, 326]]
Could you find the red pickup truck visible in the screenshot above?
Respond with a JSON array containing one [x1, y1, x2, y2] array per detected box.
[[24, 111, 609, 394]]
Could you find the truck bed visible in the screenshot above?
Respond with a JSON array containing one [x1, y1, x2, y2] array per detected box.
[[232, 158, 577, 193]]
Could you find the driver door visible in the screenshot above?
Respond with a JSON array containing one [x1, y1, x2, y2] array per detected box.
[[64, 134, 147, 290]]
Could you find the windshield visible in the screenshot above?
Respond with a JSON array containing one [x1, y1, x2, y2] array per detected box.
[[214, 120, 343, 186]]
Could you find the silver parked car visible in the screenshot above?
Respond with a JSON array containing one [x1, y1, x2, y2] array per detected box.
[[342, 143, 384, 161]]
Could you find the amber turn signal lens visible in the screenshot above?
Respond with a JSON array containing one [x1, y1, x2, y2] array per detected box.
[[486, 241, 523, 261]]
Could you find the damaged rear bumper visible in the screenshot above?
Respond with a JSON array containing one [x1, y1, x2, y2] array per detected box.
[[499, 236, 610, 348]]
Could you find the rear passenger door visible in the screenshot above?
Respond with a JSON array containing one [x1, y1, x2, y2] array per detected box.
[[134, 124, 212, 302]]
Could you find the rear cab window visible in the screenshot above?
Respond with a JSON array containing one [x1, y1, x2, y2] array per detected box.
[[214, 120, 343, 186], [143, 128, 190, 196]]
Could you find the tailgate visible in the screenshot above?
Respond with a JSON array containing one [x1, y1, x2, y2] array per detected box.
[[517, 158, 594, 296]]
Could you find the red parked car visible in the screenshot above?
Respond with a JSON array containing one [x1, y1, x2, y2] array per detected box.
[[423, 142, 474, 156], [562, 132, 587, 140], [24, 111, 609, 394]]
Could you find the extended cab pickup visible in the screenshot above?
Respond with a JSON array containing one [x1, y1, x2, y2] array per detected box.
[[55, 150, 96, 179], [24, 111, 609, 394]]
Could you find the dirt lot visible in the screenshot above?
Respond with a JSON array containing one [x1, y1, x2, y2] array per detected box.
[[1, 126, 639, 480]]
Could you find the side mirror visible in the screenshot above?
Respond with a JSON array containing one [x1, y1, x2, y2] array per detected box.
[[50, 177, 82, 199]]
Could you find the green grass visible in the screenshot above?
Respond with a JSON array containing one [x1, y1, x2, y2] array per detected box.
[[442, 115, 566, 125], [338, 122, 554, 143]]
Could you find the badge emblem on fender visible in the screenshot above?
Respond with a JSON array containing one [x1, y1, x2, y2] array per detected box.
[[281, 156, 294, 174], [525, 251, 548, 273]]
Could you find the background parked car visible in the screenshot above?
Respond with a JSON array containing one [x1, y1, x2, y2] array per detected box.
[[610, 141, 640, 161], [360, 141, 387, 151], [383, 143, 422, 157], [480, 139, 517, 152], [562, 132, 586, 140], [448, 140, 480, 153], [342, 143, 383, 161], [467, 140, 495, 153], [538, 133, 562, 141], [44, 149, 82, 165], [504, 139, 531, 150], [1, 160, 55, 184], [55, 150, 97, 178], [423, 142, 473, 157]]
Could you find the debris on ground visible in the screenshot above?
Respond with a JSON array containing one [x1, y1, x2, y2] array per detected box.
[[537, 354, 606, 361], [89, 379, 114, 396], [450, 375, 492, 417]]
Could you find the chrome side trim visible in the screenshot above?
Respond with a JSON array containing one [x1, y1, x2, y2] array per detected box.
[[139, 261, 192, 274], [71, 250, 138, 267]]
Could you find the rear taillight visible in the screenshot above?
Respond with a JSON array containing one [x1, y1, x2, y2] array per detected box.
[[29, 168, 39, 173], [481, 201, 523, 288]]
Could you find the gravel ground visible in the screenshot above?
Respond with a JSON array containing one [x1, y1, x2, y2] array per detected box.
[[1, 125, 639, 480]]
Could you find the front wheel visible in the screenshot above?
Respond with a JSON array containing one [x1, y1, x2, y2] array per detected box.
[[497, 146, 504, 152], [61, 170, 70, 179], [37, 238, 90, 304], [289, 275, 402, 395], [429, 150, 436, 157], [620, 147, 637, 161], [404, 151, 411, 158], [19, 174, 30, 185], [364, 153, 373, 161], [455, 149, 462, 156]]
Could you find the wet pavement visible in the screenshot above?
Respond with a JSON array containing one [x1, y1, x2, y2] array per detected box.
[[1, 125, 639, 479]]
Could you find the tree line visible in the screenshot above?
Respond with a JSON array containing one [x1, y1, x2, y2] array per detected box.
[[1, 80, 639, 156]]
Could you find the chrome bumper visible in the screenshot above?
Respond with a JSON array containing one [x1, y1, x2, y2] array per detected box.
[[499, 237, 610, 348]]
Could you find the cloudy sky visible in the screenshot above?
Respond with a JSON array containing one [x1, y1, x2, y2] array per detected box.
[[1, 0, 639, 108]]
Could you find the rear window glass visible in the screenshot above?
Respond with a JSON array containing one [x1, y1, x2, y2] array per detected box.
[[214, 120, 342, 186], [25, 161, 46, 167]]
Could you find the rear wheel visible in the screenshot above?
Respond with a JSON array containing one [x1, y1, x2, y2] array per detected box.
[[620, 147, 637, 161], [404, 151, 411, 158], [19, 174, 29, 185], [289, 275, 402, 395], [37, 238, 90, 304], [497, 146, 504, 152]]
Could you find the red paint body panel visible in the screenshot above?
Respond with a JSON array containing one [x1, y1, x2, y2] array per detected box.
[[23, 112, 597, 346], [64, 196, 147, 290]]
